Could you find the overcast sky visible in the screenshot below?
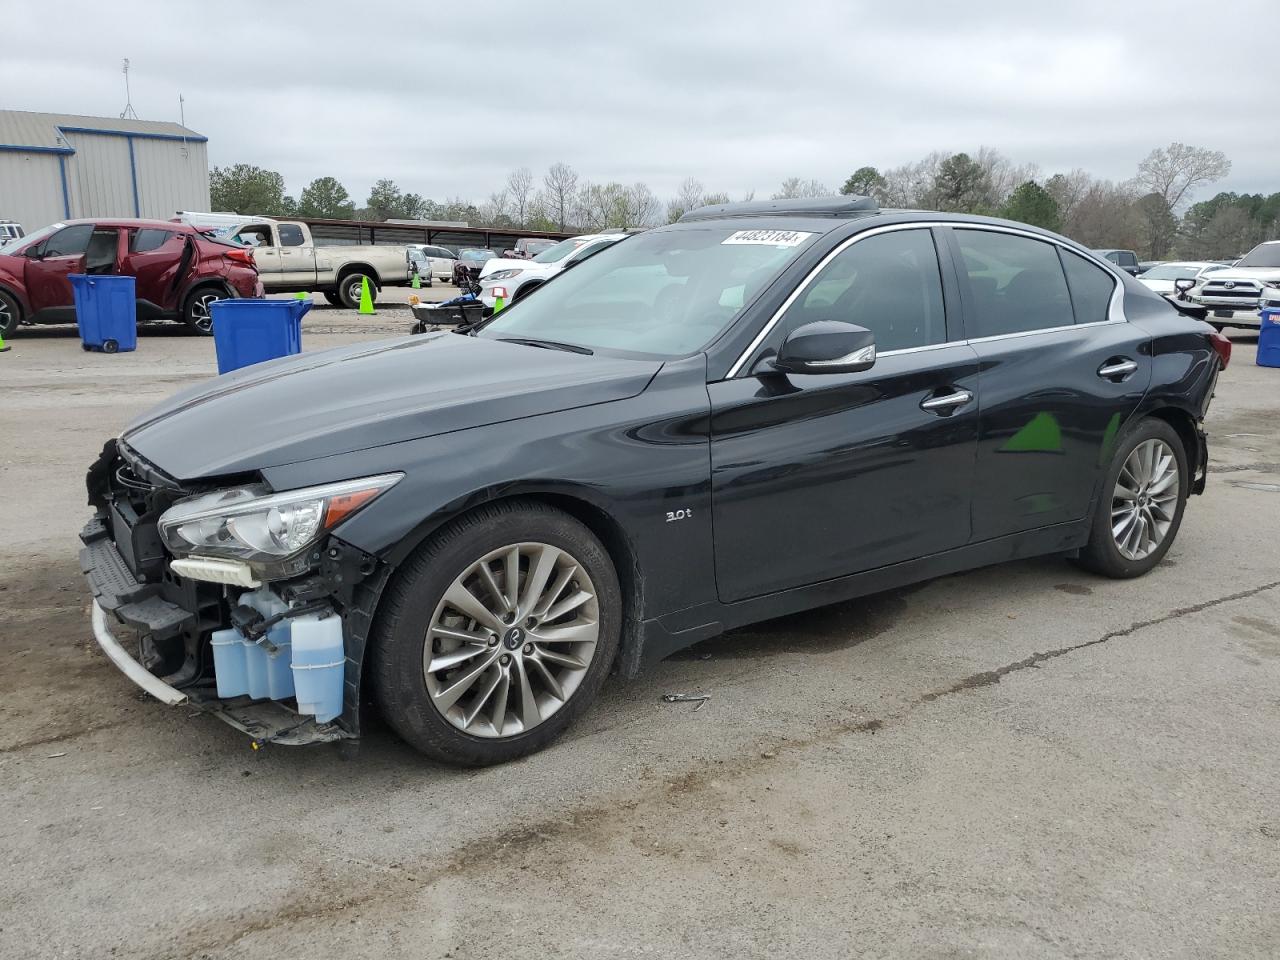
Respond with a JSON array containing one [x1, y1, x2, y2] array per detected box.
[[6, 0, 1277, 207]]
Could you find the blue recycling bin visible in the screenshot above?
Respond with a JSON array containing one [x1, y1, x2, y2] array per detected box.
[[209, 298, 309, 374], [1258, 305, 1280, 369], [69, 274, 137, 353]]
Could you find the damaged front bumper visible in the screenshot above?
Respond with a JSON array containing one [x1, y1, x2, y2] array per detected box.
[[83, 522, 356, 747], [90, 600, 351, 746]]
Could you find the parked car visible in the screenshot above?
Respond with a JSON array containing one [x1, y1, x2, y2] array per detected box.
[[406, 244, 456, 284], [81, 196, 1229, 765], [453, 248, 499, 286], [209, 218, 415, 311], [478, 233, 625, 309], [0, 220, 24, 243], [1093, 248, 1141, 275], [1137, 261, 1228, 295], [501, 238, 558, 259], [0, 219, 262, 337], [1187, 239, 1280, 330]]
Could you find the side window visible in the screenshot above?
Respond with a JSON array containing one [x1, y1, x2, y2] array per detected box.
[[776, 228, 946, 353], [84, 228, 121, 274], [955, 230, 1073, 337], [130, 228, 173, 253], [1118, 251, 1137, 268], [42, 224, 94, 257], [231, 226, 273, 248], [277, 223, 305, 247], [1061, 250, 1117, 325]]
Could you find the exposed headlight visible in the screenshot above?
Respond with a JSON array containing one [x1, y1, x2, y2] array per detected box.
[[158, 473, 402, 579], [486, 269, 523, 281]]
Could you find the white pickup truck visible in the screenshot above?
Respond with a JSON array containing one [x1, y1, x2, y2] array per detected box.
[[217, 218, 414, 308]]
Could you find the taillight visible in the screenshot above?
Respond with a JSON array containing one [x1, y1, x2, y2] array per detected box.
[[224, 247, 256, 267], [1208, 331, 1231, 370]]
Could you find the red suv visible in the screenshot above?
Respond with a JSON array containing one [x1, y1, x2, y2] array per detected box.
[[0, 219, 263, 337]]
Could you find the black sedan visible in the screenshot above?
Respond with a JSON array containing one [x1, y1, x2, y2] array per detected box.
[[452, 247, 498, 286], [81, 197, 1230, 765]]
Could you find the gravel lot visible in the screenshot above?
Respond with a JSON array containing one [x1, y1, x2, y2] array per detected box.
[[1, 307, 1278, 960]]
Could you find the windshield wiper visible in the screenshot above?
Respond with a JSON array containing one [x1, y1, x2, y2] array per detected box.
[[497, 337, 594, 355]]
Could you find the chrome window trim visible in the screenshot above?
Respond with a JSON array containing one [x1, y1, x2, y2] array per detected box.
[[725, 220, 1125, 378]]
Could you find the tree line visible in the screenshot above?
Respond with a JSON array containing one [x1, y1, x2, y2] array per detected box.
[[210, 142, 1275, 259]]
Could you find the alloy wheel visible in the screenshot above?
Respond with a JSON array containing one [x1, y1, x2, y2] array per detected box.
[[189, 293, 220, 333], [1111, 438, 1179, 561], [423, 542, 600, 738]]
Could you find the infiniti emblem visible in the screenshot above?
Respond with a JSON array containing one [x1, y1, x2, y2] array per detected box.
[[503, 627, 525, 649]]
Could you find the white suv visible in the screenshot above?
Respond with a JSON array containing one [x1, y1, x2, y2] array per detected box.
[[406, 244, 457, 285], [477, 233, 626, 308], [0, 220, 24, 243], [1190, 240, 1280, 330]]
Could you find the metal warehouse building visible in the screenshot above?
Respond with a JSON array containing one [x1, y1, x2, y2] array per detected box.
[[0, 110, 209, 234]]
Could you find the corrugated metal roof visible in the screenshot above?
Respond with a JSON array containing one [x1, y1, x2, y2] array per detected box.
[[0, 109, 206, 150]]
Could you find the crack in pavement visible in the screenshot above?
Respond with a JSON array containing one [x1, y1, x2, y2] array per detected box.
[[151, 578, 1280, 959]]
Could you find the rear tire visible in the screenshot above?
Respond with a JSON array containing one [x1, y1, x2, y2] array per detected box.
[[1074, 418, 1188, 579], [0, 289, 20, 339], [182, 288, 224, 335], [371, 500, 621, 766]]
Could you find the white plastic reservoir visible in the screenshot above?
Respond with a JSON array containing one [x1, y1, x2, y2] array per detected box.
[[289, 612, 346, 723]]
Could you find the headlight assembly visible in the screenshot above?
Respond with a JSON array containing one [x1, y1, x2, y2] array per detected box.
[[486, 269, 523, 281], [158, 473, 402, 579]]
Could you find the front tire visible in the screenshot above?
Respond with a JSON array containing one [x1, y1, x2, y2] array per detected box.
[[371, 501, 621, 765], [182, 288, 224, 334], [1074, 418, 1188, 578]]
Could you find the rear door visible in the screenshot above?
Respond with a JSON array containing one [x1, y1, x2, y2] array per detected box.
[[709, 225, 979, 602], [946, 226, 1150, 540], [276, 222, 317, 285], [121, 227, 188, 312], [24, 223, 94, 314]]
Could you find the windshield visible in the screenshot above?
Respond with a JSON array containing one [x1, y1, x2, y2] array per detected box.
[[532, 237, 591, 263], [460, 248, 496, 261], [0, 222, 60, 255], [1142, 265, 1200, 280], [478, 226, 819, 358], [1236, 243, 1280, 268]]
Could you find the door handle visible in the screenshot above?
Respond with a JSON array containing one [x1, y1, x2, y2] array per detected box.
[[1097, 358, 1138, 380], [920, 389, 973, 414]]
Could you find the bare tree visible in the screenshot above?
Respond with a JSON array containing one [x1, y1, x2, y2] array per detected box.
[[506, 167, 534, 227], [543, 162, 580, 231], [702, 191, 731, 206], [480, 188, 511, 226], [624, 183, 660, 228], [1045, 168, 1093, 225], [1134, 142, 1231, 212], [666, 177, 708, 223], [772, 177, 831, 200]]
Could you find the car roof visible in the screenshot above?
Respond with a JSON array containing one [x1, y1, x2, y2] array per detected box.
[[58, 217, 198, 232]]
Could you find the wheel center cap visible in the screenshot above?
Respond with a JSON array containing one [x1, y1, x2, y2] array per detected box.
[[503, 627, 524, 650]]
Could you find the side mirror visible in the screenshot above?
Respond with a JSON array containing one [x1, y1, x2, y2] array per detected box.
[[769, 321, 876, 376], [1173, 277, 1196, 301]]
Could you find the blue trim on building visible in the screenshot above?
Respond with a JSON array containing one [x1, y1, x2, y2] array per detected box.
[[57, 125, 208, 144], [127, 136, 141, 216], [0, 143, 73, 155], [57, 155, 71, 218]]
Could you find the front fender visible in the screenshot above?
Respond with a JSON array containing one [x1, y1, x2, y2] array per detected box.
[[259, 355, 716, 622]]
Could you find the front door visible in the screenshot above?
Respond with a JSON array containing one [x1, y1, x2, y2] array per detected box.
[[24, 223, 94, 315], [228, 224, 282, 281], [945, 227, 1151, 540], [709, 226, 979, 603], [276, 221, 317, 285]]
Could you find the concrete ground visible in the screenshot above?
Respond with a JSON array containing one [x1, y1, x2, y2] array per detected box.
[[1, 308, 1278, 960]]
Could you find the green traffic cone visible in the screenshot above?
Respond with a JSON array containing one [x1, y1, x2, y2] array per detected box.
[[411, 272, 421, 290], [0, 331, 9, 353], [493, 295, 505, 314], [295, 291, 308, 300], [358, 276, 376, 316]]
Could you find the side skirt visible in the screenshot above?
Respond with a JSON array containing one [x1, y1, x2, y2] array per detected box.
[[632, 519, 1091, 671]]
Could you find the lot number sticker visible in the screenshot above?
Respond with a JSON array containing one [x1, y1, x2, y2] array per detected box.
[[722, 230, 813, 247]]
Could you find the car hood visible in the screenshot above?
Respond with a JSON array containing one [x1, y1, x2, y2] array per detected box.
[[122, 333, 662, 481], [479, 256, 532, 277], [1199, 267, 1280, 283]]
